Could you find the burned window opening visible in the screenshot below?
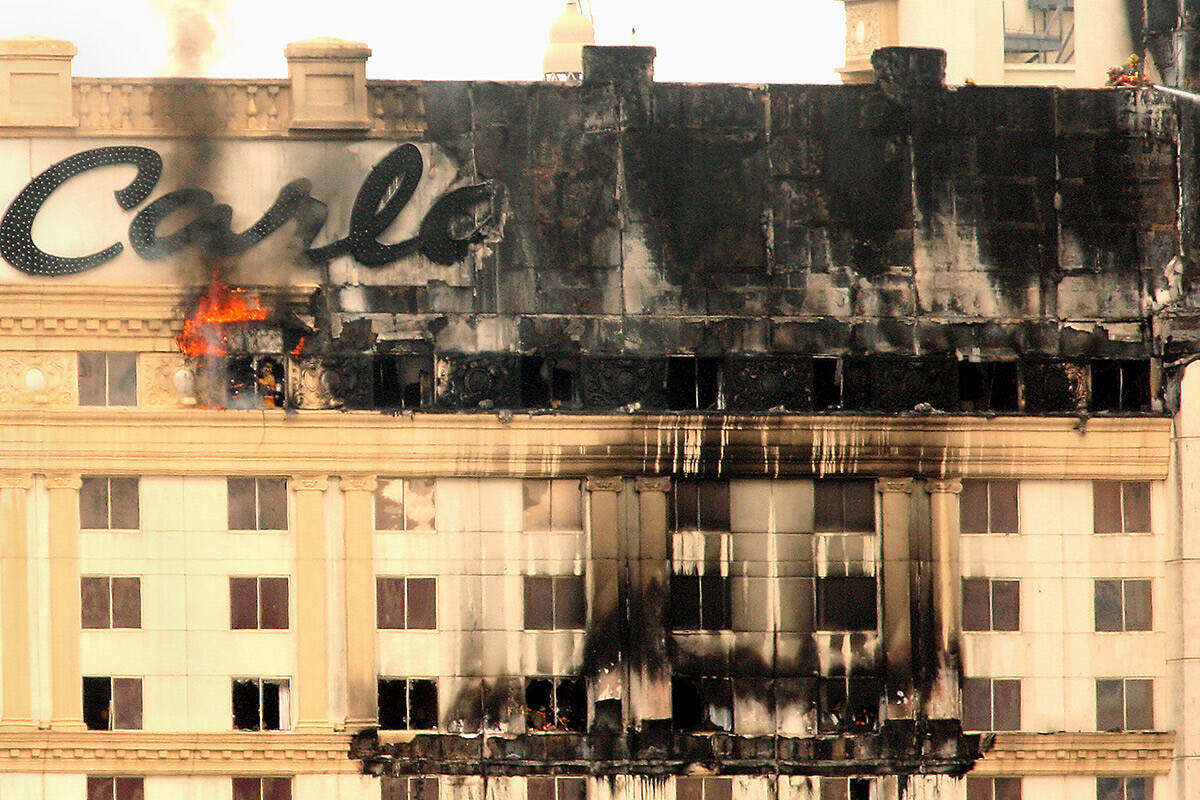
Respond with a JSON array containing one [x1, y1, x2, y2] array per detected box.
[[667, 356, 722, 411], [520, 355, 577, 409], [1090, 360, 1151, 413], [671, 675, 732, 732], [232, 677, 290, 731], [669, 573, 731, 631], [78, 352, 137, 407], [524, 676, 585, 732], [225, 355, 285, 409], [83, 676, 142, 730], [958, 362, 1019, 412], [813, 357, 840, 411], [378, 678, 439, 730], [374, 353, 433, 409], [818, 676, 881, 733], [81, 576, 141, 629], [381, 777, 438, 800], [817, 576, 878, 631]]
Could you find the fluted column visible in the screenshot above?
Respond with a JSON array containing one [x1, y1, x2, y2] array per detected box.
[[633, 476, 671, 725], [292, 474, 330, 730], [341, 475, 377, 730], [876, 477, 914, 720], [46, 472, 84, 730], [0, 474, 33, 728], [585, 477, 624, 730], [925, 478, 962, 720]]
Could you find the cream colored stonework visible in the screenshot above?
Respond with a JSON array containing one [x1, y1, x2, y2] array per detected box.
[[0, 36, 76, 128], [0, 352, 75, 407]]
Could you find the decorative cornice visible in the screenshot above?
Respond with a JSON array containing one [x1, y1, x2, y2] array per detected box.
[[0, 731, 357, 774], [634, 476, 671, 493], [339, 475, 379, 493], [972, 732, 1175, 776], [0, 413, 1171, 481], [876, 477, 914, 494]]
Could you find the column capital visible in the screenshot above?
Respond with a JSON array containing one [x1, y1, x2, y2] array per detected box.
[[635, 476, 671, 493], [0, 473, 33, 490], [925, 478, 963, 495], [876, 477, 914, 494], [291, 474, 331, 492], [44, 473, 81, 490], [586, 476, 623, 493], [339, 475, 378, 493]]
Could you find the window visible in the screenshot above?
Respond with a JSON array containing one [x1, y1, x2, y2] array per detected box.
[[1097, 777, 1153, 800], [377, 577, 438, 630], [82, 677, 142, 730], [81, 576, 141, 629], [962, 578, 1020, 631], [230, 577, 289, 630], [818, 676, 881, 733], [520, 356, 577, 409], [86, 776, 144, 800], [79, 477, 140, 530], [958, 362, 1019, 412], [373, 353, 433, 408], [960, 480, 1019, 534], [378, 678, 439, 730], [1093, 481, 1151, 534], [814, 480, 875, 532], [227, 477, 287, 530], [523, 479, 583, 530], [523, 575, 585, 630], [671, 481, 730, 531], [232, 678, 291, 730], [78, 352, 137, 406], [967, 778, 1022, 800], [1095, 579, 1152, 632], [1096, 679, 1154, 731], [962, 678, 1021, 731], [816, 576, 877, 631], [819, 778, 873, 800], [670, 573, 731, 630], [381, 777, 439, 800], [374, 477, 436, 531], [676, 777, 732, 800], [1090, 360, 1151, 413], [232, 777, 292, 800], [666, 356, 722, 410], [671, 676, 732, 731], [528, 777, 586, 800], [525, 676, 586, 732]]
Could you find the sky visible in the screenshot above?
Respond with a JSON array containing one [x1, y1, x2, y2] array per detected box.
[[5, 0, 846, 84]]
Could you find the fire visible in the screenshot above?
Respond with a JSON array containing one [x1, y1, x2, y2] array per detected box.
[[176, 274, 268, 358]]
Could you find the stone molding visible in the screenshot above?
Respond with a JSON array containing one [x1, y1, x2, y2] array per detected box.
[[635, 476, 671, 493], [0, 473, 33, 490], [44, 473, 82, 490], [876, 477, 914, 494], [586, 477, 623, 492], [925, 479, 964, 494], [0, 412, 1170, 481], [0, 352, 75, 407], [972, 732, 1175, 776], [340, 475, 379, 493], [291, 474, 331, 492], [0, 731, 357, 774]]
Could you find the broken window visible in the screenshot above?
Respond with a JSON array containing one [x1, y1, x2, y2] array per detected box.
[[962, 578, 1020, 631], [666, 356, 722, 410], [814, 480, 875, 532], [671, 481, 730, 531], [523, 575, 585, 630], [377, 577, 438, 630], [527, 777, 587, 800], [1023, 361, 1087, 412], [226, 355, 285, 409], [520, 355, 577, 408], [813, 357, 840, 411], [81, 576, 141, 629], [522, 479, 583, 530], [1095, 579, 1152, 632], [232, 677, 291, 731], [232, 777, 292, 800], [1090, 360, 1151, 413], [958, 362, 1020, 412], [86, 776, 144, 800], [960, 480, 1019, 534], [374, 478, 437, 531], [819, 778, 873, 800], [381, 778, 438, 800], [1096, 777, 1153, 800], [230, 577, 289, 630], [1096, 678, 1154, 731], [671, 675, 732, 732], [80, 476, 140, 530], [818, 676, 881, 733], [961, 677, 1021, 731], [966, 777, 1022, 800], [816, 576, 877, 631], [378, 678, 439, 730], [1093, 481, 1151, 534], [676, 777, 733, 800], [374, 353, 434, 408], [227, 477, 288, 531], [82, 676, 142, 730], [669, 573, 731, 630], [78, 352, 137, 406], [524, 676, 586, 732]]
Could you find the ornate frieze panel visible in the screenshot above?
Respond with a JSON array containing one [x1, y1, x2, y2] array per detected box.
[[287, 356, 373, 410], [581, 357, 668, 410], [724, 356, 813, 412], [435, 354, 520, 409], [0, 352, 75, 407]]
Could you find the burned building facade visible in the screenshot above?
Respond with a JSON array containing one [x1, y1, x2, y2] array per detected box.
[[0, 24, 1191, 800]]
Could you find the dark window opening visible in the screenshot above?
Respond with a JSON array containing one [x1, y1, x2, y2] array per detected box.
[[374, 354, 433, 409], [520, 356, 576, 409], [813, 357, 840, 411], [523, 575, 585, 630], [78, 352, 137, 407], [232, 678, 289, 731], [676, 777, 733, 800], [227, 477, 287, 531], [1091, 360, 1151, 413], [818, 676, 881, 733], [86, 776, 145, 800], [814, 480, 875, 532], [232, 777, 292, 800], [670, 573, 731, 630], [524, 676, 585, 732], [842, 359, 871, 410], [671, 676, 732, 731], [378, 678, 439, 730], [226, 355, 285, 409], [83, 676, 141, 730], [667, 356, 722, 411], [816, 576, 878, 631], [671, 481, 730, 531], [80, 476, 140, 530], [381, 777, 438, 800], [81, 576, 141, 629], [958, 362, 1019, 412]]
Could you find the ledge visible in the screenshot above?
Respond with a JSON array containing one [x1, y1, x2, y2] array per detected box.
[[972, 732, 1175, 776], [0, 730, 358, 774]]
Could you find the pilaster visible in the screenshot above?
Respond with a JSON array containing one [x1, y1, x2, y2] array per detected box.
[[924, 478, 962, 720], [633, 475, 671, 725], [45, 472, 83, 730], [0, 474, 33, 729], [292, 474, 330, 730], [585, 477, 624, 730], [876, 477, 914, 719], [340, 475, 377, 730]]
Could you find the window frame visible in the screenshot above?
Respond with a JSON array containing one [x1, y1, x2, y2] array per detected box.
[[377, 677, 439, 730], [376, 576, 438, 630], [675, 776, 733, 800], [1093, 481, 1152, 535], [962, 577, 1021, 632], [231, 677, 292, 731], [82, 675, 143, 731], [524, 675, 587, 733], [227, 477, 289, 531], [523, 574, 586, 630], [230, 576, 290, 630], [813, 479, 876, 533], [670, 675, 733, 732], [81, 575, 141, 629], [1096, 776, 1154, 800], [1096, 678, 1154, 732], [78, 351, 138, 407], [85, 775, 145, 800], [374, 477, 437, 532], [966, 776, 1023, 800], [815, 575, 878, 632], [669, 572, 732, 631], [380, 776, 439, 800], [231, 777, 293, 800], [526, 776, 588, 800], [79, 476, 140, 531], [1094, 578, 1153, 633], [817, 675, 882, 733], [960, 479, 1020, 535], [961, 677, 1022, 732]]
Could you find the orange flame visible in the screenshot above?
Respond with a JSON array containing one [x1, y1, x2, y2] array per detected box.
[[176, 275, 268, 358]]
